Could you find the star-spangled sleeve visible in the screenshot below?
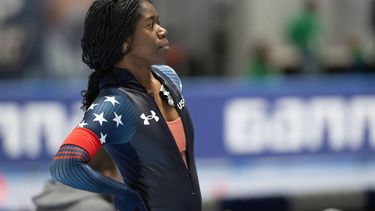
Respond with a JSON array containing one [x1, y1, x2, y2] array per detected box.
[[50, 88, 140, 202], [77, 87, 136, 145], [62, 87, 137, 157]]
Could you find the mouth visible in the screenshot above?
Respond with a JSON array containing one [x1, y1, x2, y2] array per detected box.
[[159, 41, 170, 49]]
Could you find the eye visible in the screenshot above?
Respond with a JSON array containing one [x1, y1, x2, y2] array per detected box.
[[147, 21, 154, 29]]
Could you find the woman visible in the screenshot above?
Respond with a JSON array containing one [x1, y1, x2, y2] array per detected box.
[[49, 0, 202, 210]]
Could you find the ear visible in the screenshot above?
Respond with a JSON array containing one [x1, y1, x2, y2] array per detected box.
[[123, 43, 129, 53], [122, 38, 132, 53]]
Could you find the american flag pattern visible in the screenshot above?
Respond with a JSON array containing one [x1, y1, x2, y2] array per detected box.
[[77, 88, 137, 145], [50, 87, 137, 198]]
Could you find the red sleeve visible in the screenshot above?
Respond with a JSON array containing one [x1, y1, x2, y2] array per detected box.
[[62, 128, 101, 159]]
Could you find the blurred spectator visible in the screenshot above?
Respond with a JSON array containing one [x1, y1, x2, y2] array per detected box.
[[346, 34, 369, 74], [370, 0, 375, 68], [40, 0, 92, 79], [210, 1, 232, 76], [286, 0, 323, 74], [247, 42, 280, 78], [0, 0, 43, 78], [211, 29, 228, 76], [32, 148, 119, 211]]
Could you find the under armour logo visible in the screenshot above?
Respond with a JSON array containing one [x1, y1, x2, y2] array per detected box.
[[140, 110, 159, 125]]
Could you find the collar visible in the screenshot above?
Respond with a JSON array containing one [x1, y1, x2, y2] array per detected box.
[[99, 67, 166, 93], [100, 67, 142, 91]]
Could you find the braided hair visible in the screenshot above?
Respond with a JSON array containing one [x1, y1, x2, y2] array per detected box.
[[80, 0, 141, 111]]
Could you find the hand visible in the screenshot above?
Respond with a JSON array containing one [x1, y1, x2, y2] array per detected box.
[[114, 189, 148, 211]]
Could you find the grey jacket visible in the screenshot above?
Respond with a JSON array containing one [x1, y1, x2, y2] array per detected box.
[[32, 180, 115, 211]]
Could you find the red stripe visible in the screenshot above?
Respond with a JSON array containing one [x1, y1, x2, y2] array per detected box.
[[56, 151, 82, 155], [54, 155, 85, 160], [62, 128, 101, 159]]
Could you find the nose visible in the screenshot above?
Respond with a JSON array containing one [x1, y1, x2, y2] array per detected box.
[[157, 25, 168, 39]]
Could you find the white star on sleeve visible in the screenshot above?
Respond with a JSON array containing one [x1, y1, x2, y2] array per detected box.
[[93, 112, 108, 126], [113, 112, 124, 127], [77, 121, 88, 128], [88, 103, 98, 110], [104, 96, 120, 106], [100, 132, 107, 144]]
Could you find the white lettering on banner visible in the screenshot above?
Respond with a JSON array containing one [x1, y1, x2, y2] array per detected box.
[[309, 97, 347, 151], [348, 97, 375, 149], [271, 98, 307, 152], [0, 103, 21, 158], [0, 102, 82, 159], [224, 98, 268, 153], [224, 96, 375, 154]]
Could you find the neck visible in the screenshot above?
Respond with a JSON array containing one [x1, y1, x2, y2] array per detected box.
[[115, 59, 159, 93]]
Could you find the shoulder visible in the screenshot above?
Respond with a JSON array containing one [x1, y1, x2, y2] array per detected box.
[[78, 87, 136, 145], [85, 87, 135, 121], [94, 88, 133, 109], [151, 65, 183, 93]]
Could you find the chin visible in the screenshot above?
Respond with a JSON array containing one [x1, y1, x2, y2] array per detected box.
[[153, 61, 166, 65], [153, 58, 167, 65]]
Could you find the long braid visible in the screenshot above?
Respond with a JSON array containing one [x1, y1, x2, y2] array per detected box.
[[80, 0, 140, 111]]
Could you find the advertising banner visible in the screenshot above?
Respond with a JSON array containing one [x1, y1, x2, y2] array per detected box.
[[1, 76, 375, 209]]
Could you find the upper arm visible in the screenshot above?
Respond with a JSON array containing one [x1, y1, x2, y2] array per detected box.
[[50, 90, 134, 194], [62, 88, 136, 159], [78, 88, 136, 146]]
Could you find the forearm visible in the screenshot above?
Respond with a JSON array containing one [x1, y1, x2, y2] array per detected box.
[[50, 144, 127, 195]]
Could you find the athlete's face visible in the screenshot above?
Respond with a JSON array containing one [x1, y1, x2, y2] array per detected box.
[[126, 0, 169, 65]]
